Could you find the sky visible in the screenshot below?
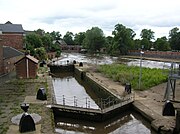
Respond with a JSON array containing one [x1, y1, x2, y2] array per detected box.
[[0, 0, 180, 39]]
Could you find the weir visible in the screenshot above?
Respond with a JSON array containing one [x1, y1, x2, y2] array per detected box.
[[49, 63, 134, 121]]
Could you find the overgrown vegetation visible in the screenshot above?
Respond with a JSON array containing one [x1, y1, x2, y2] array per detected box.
[[98, 64, 168, 90]]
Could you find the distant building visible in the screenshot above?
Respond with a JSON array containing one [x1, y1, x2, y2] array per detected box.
[[0, 21, 24, 50], [0, 45, 3, 75], [53, 39, 81, 53], [0, 46, 23, 75], [15, 55, 38, 78], [3, 46, 24, 74]]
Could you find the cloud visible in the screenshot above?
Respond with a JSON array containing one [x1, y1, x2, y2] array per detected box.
[[1, 0, 180, 38]]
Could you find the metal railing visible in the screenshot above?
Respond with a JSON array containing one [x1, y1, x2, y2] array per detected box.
[[53, 94, 134, 113]]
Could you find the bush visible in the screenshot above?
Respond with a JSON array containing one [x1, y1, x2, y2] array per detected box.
[[98, 64, 168, 90]]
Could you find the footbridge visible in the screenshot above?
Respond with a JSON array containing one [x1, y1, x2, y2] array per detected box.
[[51, 94, 134, 121]]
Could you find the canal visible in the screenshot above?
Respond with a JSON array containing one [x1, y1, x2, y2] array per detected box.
[[51, 53, 171, 134], [52, 72, 155, 134]]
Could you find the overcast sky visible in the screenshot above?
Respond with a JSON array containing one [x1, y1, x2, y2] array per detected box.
[[1, 0, 180, 39]]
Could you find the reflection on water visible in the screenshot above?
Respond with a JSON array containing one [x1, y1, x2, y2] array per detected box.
[[52, 72, 99, 109], [55, 111, 155, 134]]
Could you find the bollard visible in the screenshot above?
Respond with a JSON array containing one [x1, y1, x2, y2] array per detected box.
[[162, 100, 175, 116], [73, 60, 76, 64], [36, 88, 47, 100], [125, 83, 131, 94], [79, 62, 83, 67], [19, 103, 36, 133]]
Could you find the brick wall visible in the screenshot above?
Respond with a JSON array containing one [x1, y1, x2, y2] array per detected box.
[[3, 55, 23, 74], [128, 50, 180, 59], [0, 45, 3, 75], [0, 34, 24, 50], [16, 58, 38, 78]]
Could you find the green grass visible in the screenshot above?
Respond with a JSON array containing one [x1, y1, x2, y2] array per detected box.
[[98, 64, 168, 90]]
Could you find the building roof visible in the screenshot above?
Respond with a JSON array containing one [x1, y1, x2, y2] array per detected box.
[[3, 46, 24, 59], [0, 22, 24, 33], [15, 55, 39, 65], [52, 40, 67, 45]]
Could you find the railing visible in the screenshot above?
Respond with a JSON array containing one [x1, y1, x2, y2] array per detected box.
[[53, 94, 134, 114]]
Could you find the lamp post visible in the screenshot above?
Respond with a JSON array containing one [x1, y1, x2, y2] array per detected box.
[[139, 45, 144, 89]]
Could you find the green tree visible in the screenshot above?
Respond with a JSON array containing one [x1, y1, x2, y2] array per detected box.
[[140, 29, 155, 41], [112, 24, 135, 55], [35, 29, 45, 36], [83, 27, 106, 52], [74, 32, 85, 45], [169, 27, 180, 50], [63, 31, 75, 45], [34, 47, 47, 60], [105, 36, 113, 54], [41, 34, 53, 52], [154, 36, 170, 51], [50, 31, 62, 40], [141, 38, 150, 50], [25, 33, 43, 49]]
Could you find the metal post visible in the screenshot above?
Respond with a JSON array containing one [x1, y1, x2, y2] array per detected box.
[[139, 47, 144, 89], [63, 95, 65, 105], [88, 100, 90, 108], [74, 96, 76, 106], [86, 97, 87, 108]]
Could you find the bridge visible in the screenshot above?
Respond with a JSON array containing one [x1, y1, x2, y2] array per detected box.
[[51, 94, 134, 121]]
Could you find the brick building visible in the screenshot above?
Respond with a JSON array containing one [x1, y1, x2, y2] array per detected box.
[[15, 55, 38, 78], [0, 45, 3, 75], [3, 46, 24, 74], [0, 21, 24, 50]]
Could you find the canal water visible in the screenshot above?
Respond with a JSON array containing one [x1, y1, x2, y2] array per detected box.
[[52, 72, 99, 109], [52, 53, 167, 134], [52, 72, 155, 134]]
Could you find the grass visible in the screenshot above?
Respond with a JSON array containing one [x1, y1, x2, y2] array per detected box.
[[98, 64, 168, 90]]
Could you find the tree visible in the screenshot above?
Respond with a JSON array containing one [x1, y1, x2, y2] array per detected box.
[[169, 27, 180, 50], [34, 47, 47, 60], [25, 33, 43, 49], [41, 34, 53, 52], [50, 31, 61, 40], [35, 29, 45, 36], [74, 32, 85, 45], [140, 29, 155, 41], [105, 36, 113, 54], [154, 36, 170, 51], [63, 31, 75, 45], [140, 29, 155, 50], [112, 24, 135, 55], [83, 27, 106, 52]]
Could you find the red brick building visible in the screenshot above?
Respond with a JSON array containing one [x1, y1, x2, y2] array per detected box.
[[15, 55, 38, 78], [0, 21, 24, 50], [0, 45, 3, 75]]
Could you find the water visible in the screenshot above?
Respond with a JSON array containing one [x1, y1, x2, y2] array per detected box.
[[54, 111, 155, 134], [52, 72, 99, 109], [52, 53, 164, 134], [54, 52, 179, 69]]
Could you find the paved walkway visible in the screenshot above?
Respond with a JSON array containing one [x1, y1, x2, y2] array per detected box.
[[86, 69, 179, 133]]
